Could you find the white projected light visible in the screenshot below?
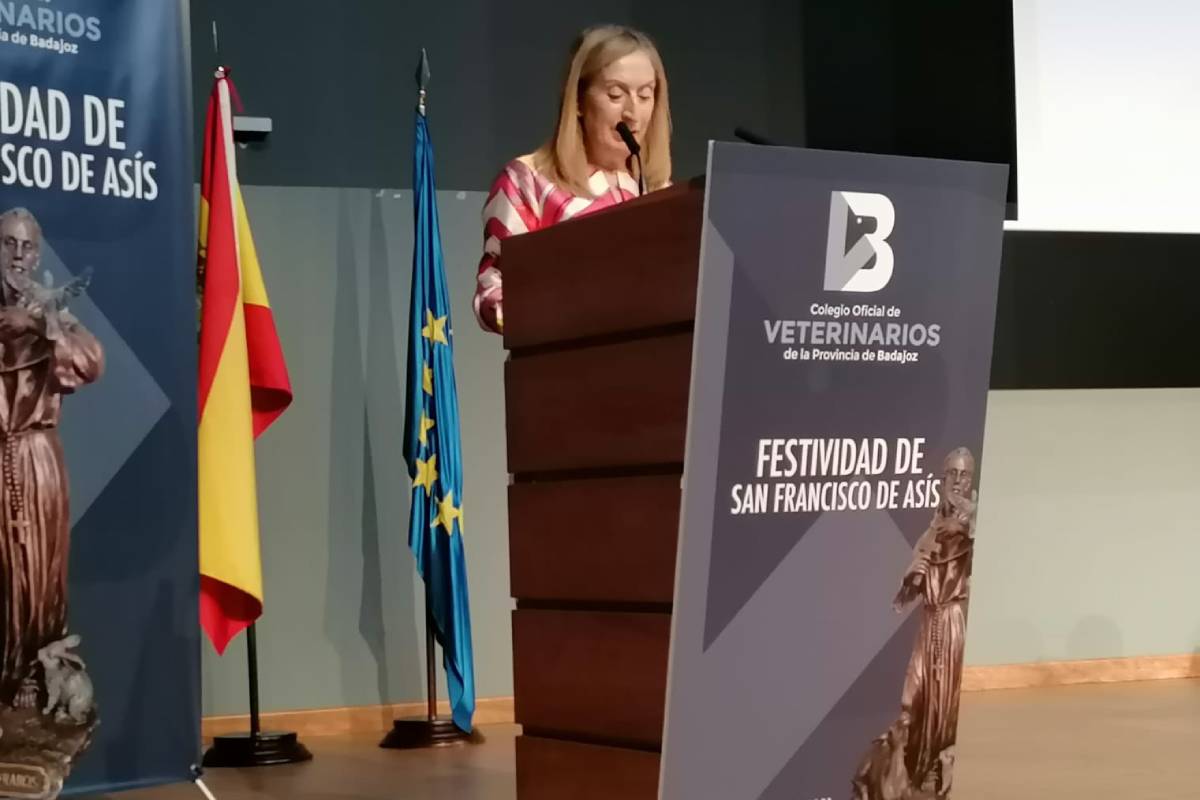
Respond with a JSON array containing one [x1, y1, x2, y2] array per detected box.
[[1008, 0, 1200, 234]]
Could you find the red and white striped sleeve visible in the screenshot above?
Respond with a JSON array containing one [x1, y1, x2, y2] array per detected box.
[[474, 159, 544, 333]]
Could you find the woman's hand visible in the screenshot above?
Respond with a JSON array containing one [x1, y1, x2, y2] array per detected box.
[[481, 289, 504, 333]]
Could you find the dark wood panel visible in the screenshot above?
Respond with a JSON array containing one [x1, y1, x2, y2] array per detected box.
[[504, 334, 692, 475], [516, 735, 660, 800], [512, 609, 671, 748], [991, 230, 1200, 389], [502, 181, 704, 349], [508, 475, 681, 604]]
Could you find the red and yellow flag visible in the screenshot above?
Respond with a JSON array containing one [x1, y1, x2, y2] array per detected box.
[[197, 69, 292, 654]]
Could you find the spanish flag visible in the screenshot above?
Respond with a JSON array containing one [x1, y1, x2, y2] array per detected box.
[[197, 68, 293, 654]]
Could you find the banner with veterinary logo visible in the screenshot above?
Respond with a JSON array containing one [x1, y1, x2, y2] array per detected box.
[[0, 1, 198, 796], [660, 143, 1008, 800]]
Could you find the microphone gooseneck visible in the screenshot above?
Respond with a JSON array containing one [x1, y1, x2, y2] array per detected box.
[[615, 121, 645, 197]]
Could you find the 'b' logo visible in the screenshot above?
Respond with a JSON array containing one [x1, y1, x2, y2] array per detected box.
[[823, 191, 895, 292]]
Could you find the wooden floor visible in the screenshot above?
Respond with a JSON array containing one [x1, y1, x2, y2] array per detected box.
[[84, 679, 1200, 799]]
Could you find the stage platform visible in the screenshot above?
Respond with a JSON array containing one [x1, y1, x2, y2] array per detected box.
[[85, 679, 1200, 799]]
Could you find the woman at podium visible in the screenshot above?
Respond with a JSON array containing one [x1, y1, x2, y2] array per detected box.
[[473, 25, 673, 333]]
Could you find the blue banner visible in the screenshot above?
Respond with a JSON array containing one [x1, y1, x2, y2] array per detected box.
[[0, 1, 198, 796]]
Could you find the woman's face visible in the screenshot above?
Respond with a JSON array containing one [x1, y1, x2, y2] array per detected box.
[[580, 50, 657, 171]]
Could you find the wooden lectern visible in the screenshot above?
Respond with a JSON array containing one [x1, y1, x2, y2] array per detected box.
[[501, 179, 705, 799]]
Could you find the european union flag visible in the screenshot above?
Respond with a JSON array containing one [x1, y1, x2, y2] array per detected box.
[[403, 56, 475, 733]]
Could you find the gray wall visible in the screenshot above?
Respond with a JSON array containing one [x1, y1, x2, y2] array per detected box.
[[190, 1, 1200, 717], [192, 0, 811, 715], [201, 184, 1200, 717], [969, 388, 1200, 665]]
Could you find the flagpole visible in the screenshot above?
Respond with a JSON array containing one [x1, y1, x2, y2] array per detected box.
[[202, 625, 314, 767], [382, 602, 473, 747], [426, 610, 437, 721], [247, 623, 261, 738], [381, 599, 473, 748], [381, 50, 476, 749]]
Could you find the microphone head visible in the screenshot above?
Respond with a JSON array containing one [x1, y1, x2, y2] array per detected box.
[[615, 121, 641, 155]]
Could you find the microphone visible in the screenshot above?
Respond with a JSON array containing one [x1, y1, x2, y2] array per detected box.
[[615, 120, 641, 155], [615, 121, 645, 196]]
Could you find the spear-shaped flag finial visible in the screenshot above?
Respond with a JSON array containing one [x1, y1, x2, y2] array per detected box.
[[416, 48, 431, 116]]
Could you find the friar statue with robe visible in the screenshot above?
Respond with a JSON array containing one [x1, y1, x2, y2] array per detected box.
[[0, 207, 104, 708], [852, 447, 978, 800]]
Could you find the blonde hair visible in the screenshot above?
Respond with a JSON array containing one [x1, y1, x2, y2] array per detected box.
[[533, 25, 672, 197]]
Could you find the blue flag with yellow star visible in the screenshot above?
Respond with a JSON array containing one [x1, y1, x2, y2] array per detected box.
[[404, 105, 475, 732]]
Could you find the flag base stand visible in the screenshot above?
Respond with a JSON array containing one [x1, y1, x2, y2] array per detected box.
[[202, 731, 313, 767], [380, 717, 477, 749], [202, 624, 314, 768], [381, 610, 479, 750]]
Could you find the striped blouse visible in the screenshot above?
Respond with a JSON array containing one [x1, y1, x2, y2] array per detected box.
[[473, 156, 641, 333]]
